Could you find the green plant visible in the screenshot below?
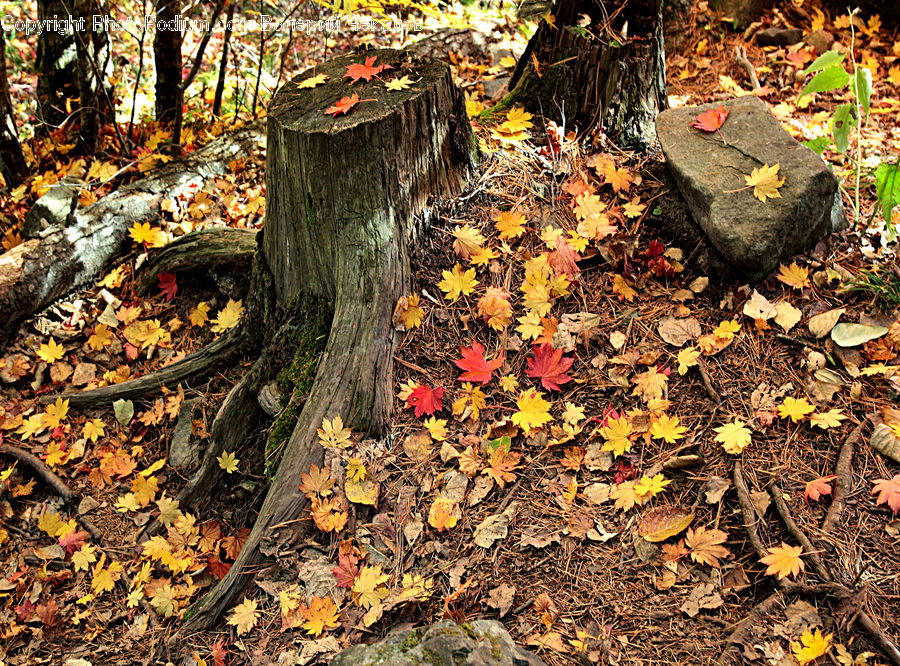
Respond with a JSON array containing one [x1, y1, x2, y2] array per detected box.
[[844, 265, 900, 312], [798, 10, 897, 234]]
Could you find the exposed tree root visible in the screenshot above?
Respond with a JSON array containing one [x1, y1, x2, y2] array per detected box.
[[137, 227, 258, 296], [717, 592, 781, 666], [730, 461, 900, 664], [40, 327, 245, 406], [822, 417, 869, 534]]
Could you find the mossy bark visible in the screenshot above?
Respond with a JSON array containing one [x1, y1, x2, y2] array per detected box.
[[180, 48, 474, 632], [510, 0, 666, 149]]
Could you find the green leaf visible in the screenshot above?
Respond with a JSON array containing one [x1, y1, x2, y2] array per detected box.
[[850, 67, 872, 118], [113, 399, 134, 426], [831, 104, 855, 154], [799, 65, 849, 98], [803, 50, 845, 75], [486, 435, 511, 454], [802, 136, 832, 157], [874, 162, 900, 224]]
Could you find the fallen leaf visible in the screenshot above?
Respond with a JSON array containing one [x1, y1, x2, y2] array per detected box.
[[744, 163, 785, 202], [638, 506, 694, 542], [760, 542, 805, 579]]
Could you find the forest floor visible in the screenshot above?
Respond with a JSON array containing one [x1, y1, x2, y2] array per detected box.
[[1, 2, 900, 666]]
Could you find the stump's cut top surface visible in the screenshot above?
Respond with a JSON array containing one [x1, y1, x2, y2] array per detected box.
[[270, 49, 452, 134]]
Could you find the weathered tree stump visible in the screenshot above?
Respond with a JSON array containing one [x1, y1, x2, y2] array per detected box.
[[181, 48, 474, 631], [509, 0, 666, 148]]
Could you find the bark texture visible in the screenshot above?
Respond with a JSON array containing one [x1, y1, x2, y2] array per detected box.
[[0, 29, 26, 187], [0, 122, 263, 338], [180, 48, 475, 632], [510, 0, 667, 149], [154, 0, 183, 123], [35, 0, 78, 130]]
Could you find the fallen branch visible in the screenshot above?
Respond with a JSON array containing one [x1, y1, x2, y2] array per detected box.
[[698, 359, 723, 404], [822, 417, 869, 534], [0, 121, 263, 338], [40, 327, 245, 406], [733, 460, 767, 558], [136, 227, 258, 296], [733, 45, 760, 90]]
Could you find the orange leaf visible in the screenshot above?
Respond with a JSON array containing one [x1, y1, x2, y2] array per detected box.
[[760, 542, 805, 579], [804, 474, 837, 503], [325, 94, 361, 116], [638, 506, 694, 542], [691, 104, 730, 132]]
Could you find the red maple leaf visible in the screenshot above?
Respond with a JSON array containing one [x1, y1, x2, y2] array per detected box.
[[206, 553, 231, 579], [872, 475, 900, 514], [691, 104, 729, 132], [58, 529, 89, 554], [526, 343, 574, 391], [210, 639, 229, 666], [324, 93, 361, 116], [343, 55, 392, 84], [804, 474, 837, 503], [454, 342, 503, 384], [332, 553, 360, 588], [36, 599, 59, 627], [406, 385, 443, 417], [157, 271, 177, 302]]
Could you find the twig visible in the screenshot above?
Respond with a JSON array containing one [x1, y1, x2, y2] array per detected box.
[[697, 359, 723, 404], [857, 612, 900, 665], [769, 485, 831, 581], [733, 460, 767, 557], [822, 418, 868, 533], [733, 45, 760, 90], [774, 333, 824, 351]]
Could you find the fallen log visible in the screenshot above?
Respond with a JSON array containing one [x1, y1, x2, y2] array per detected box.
[[0, 121, 264, 338], [178, 48, 475, 634]]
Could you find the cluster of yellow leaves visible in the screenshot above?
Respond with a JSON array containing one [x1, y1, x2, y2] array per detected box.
[[128, 222, 166, 248], [210, 299, 244, 333], [489, 107, 534, 145]]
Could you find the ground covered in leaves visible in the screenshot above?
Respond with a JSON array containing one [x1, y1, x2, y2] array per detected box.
[[2, 2, 900, 665]]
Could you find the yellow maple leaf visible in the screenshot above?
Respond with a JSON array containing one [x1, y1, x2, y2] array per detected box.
[[610, 480, 639, 512], [44, 441, 70, 468], [494, 210, 526, 239], [129, 222, 163, 246], [601, 415, 633, 457], [477, 287, 512, 330], [452, 382, 486, 421], [713, 319, 741, 340], [438, 264, 478, 302], [632, 367, 668, 402], [384, 75, 414, 91], [298, 72, 329, 89], [779, 396, 816, 423], [677, 347, 700, 375], [16, 414, 46, 440], [623, 198, 646, 218], [776, 262, 811, 289], [452, 224, 485, 260], [394, 294, 424, 330], [685, 526, 730, 568], [189, 301, 210, 327], [352, 565, 391, 609], [423, 417, 448, 441], [88, 323, 113, 350], [809, 408, 846, 430], [612, 274, 637, 302], [744, 163, 785, 202], [634, 473, 670, 498], [516, 311, 544, 341], [217, 451, 239, 473], [38, 510, 75, 537], [150, 584, 178, 617], [649, 414, 686, 443], [43, 397, 70, 429], [72, 543, 97, 571], [760, 542, 805, 579], [503, 107, 534, 133], [211, 299, 243, 333], [607, 167, 633, 193], [37, 338, 66, 364], [91, 555, 124, 594], [317, 415, 352, 448], [511, 390, 552, 434], [791, 628, 832, 665], [228, 597, 259, 636], [714, 420, 752, 454], [301, 595, 340, 636]]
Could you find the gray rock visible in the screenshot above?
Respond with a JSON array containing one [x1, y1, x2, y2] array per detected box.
[[330, 620, 545, 666], [168, 398, 199, 472], [22, 176, 83, 238], [756, 27, 804, 47], [804, 30, 835, 54], [656, 96, 846, 281]]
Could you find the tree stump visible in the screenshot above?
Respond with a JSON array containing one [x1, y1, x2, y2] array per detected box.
[[509, 0, 666, 149], [181, 48, 474, 631]]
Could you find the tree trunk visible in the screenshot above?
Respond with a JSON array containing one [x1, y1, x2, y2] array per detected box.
[[154, 0, 182, 123], [212, 0, 236, 116], [35, 0, 79, 131], [509, 0, 667, 149], [0, 122, 263, 338], [72, 0, 113, 152], [0, 29, 26, 187], [180, 48, 475, 632]]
